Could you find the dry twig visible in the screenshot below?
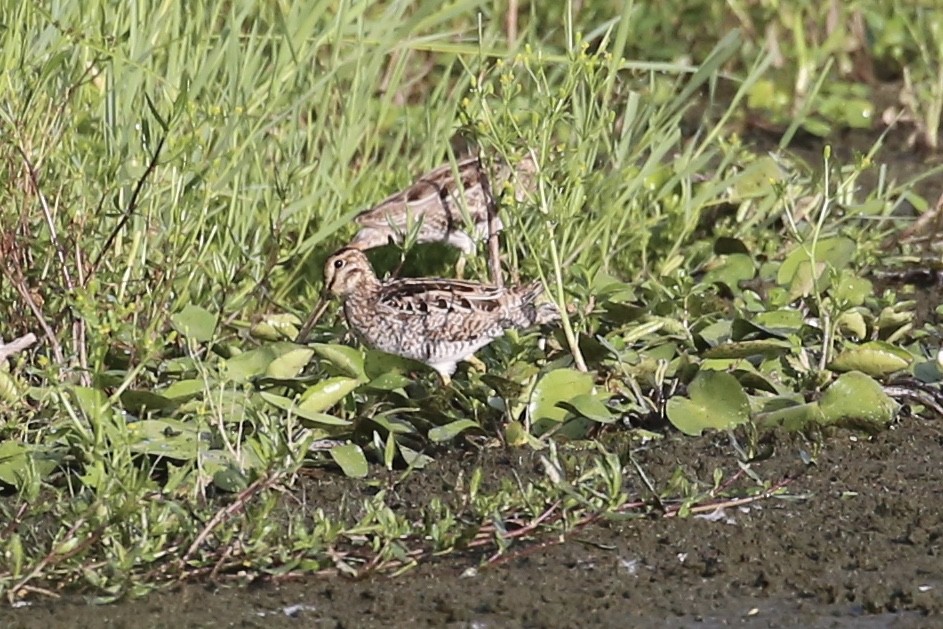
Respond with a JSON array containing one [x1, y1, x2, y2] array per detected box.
[[0, 333, 37, 362]]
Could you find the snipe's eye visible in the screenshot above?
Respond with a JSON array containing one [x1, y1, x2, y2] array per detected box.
[[333, 259, 345, 269]]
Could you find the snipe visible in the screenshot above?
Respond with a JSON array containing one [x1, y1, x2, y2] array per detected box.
[[295, 152, 537, 344], [320, 247, 558, 384], [349, 153, 536, 284]]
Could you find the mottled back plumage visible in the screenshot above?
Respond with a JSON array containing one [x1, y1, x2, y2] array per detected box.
[[323, 247, 558, 381], [349, 153, 536, 254]]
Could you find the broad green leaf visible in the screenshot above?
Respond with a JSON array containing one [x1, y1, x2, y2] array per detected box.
[[221, 347, 276, 382], [556, 394, 617, 423], [200, 449, 258, 492], [505, 420, 528, 447], [366, 412, 417, 435], [829, 341, 913, 377], [298, 412, 352, 426], [727, 155, 785, 200], [847, 199, 887, 216], [528, 368, 595, 426], [177, 390, 253, 424], [749, 393, 806, 415], [0, 369, 23, 404], [591, 268, 637, 302], [480, 373, 526, 399], [367, 372, 412, 391], [398, 444, 433, 469], [212, 343, 242, 359], [578, 333, 618, 366], [700, 359, 780, 393], [259, 391, 352, 425], [703, 253, 756, 289], [601, 301, 647, 325], [0, 440, 26, 478], [161, 357, 201, 376], [876, 304, 914, 330], [714, 237, 750, 255], [70, 386, 115, 424], [428, 419, 481, 442], [249, 314, 302, 341], [819, 371, 898, 432], [801, 116, 832, 137], [837, 310, 867, 339], [170, 305, 218, 342], [751, 309, 804, 332], [0, 442, 58, 487], [624, 319, 668, 343], [221, 343, 296, 382], [312, 343, 367, 380], [666, 371, 751, 436], [756, 401, 823, 432], [732, 313, 801, 341], [120, 390, 178, 414], [212, 465, 249, 492], [265, 348, 314, 379], [819, 95, 874, 129], [162, 379, 206, 400], [127, 419, 201, 459], [734, 369, 781, 394], [831, 270, 872, 307], [915, 358, 943, 383], [786, 260, 828, 300], [95, 370, 128, 388], [557, 416, 600, 439], [703, 339, 792, 359], [777, 237, 856, 287], [746, 79, 789, 114], [298, 376, 361, 413], [700, 358, 752, 371], [364, 349, 426, 379], [330, 443, 368, 478], [759, 372, 898, 433], [697, 320, 733, 347]]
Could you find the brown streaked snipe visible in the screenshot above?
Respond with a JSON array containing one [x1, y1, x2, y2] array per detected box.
[[349, 153, 536, 283], [319, 247, 558, 384], [294, 152, 537, 344]]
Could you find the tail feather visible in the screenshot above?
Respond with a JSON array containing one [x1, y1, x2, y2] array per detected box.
[[534, 301, 561, 325], [514, 281, 561, 326], [517, 280, 544, 304]]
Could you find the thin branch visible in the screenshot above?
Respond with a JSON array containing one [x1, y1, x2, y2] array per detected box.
[[1, 269, 65, 366], [506, 0, 519, 46], [0, 333, 37, 362], [88, 135, 166, 281], [14, 145, 74, 292], [9, 516, 88, 600], [73, 229, 89, 384], [481, 156, 504, 288], [180, 472, 281, 568]]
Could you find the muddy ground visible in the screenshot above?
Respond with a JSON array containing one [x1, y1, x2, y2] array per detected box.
[[2, 415, 941, 628]]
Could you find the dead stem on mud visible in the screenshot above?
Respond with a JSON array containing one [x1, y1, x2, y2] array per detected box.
[[158, 472, 800, 586]]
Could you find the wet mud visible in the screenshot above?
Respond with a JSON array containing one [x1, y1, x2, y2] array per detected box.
[[3, 416, 941, 628]]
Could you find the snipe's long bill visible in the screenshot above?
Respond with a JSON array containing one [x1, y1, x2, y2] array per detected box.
[[295, 295, 331, 344]]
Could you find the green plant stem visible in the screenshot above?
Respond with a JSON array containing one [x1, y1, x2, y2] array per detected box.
[[547, 226, 587, 372]]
